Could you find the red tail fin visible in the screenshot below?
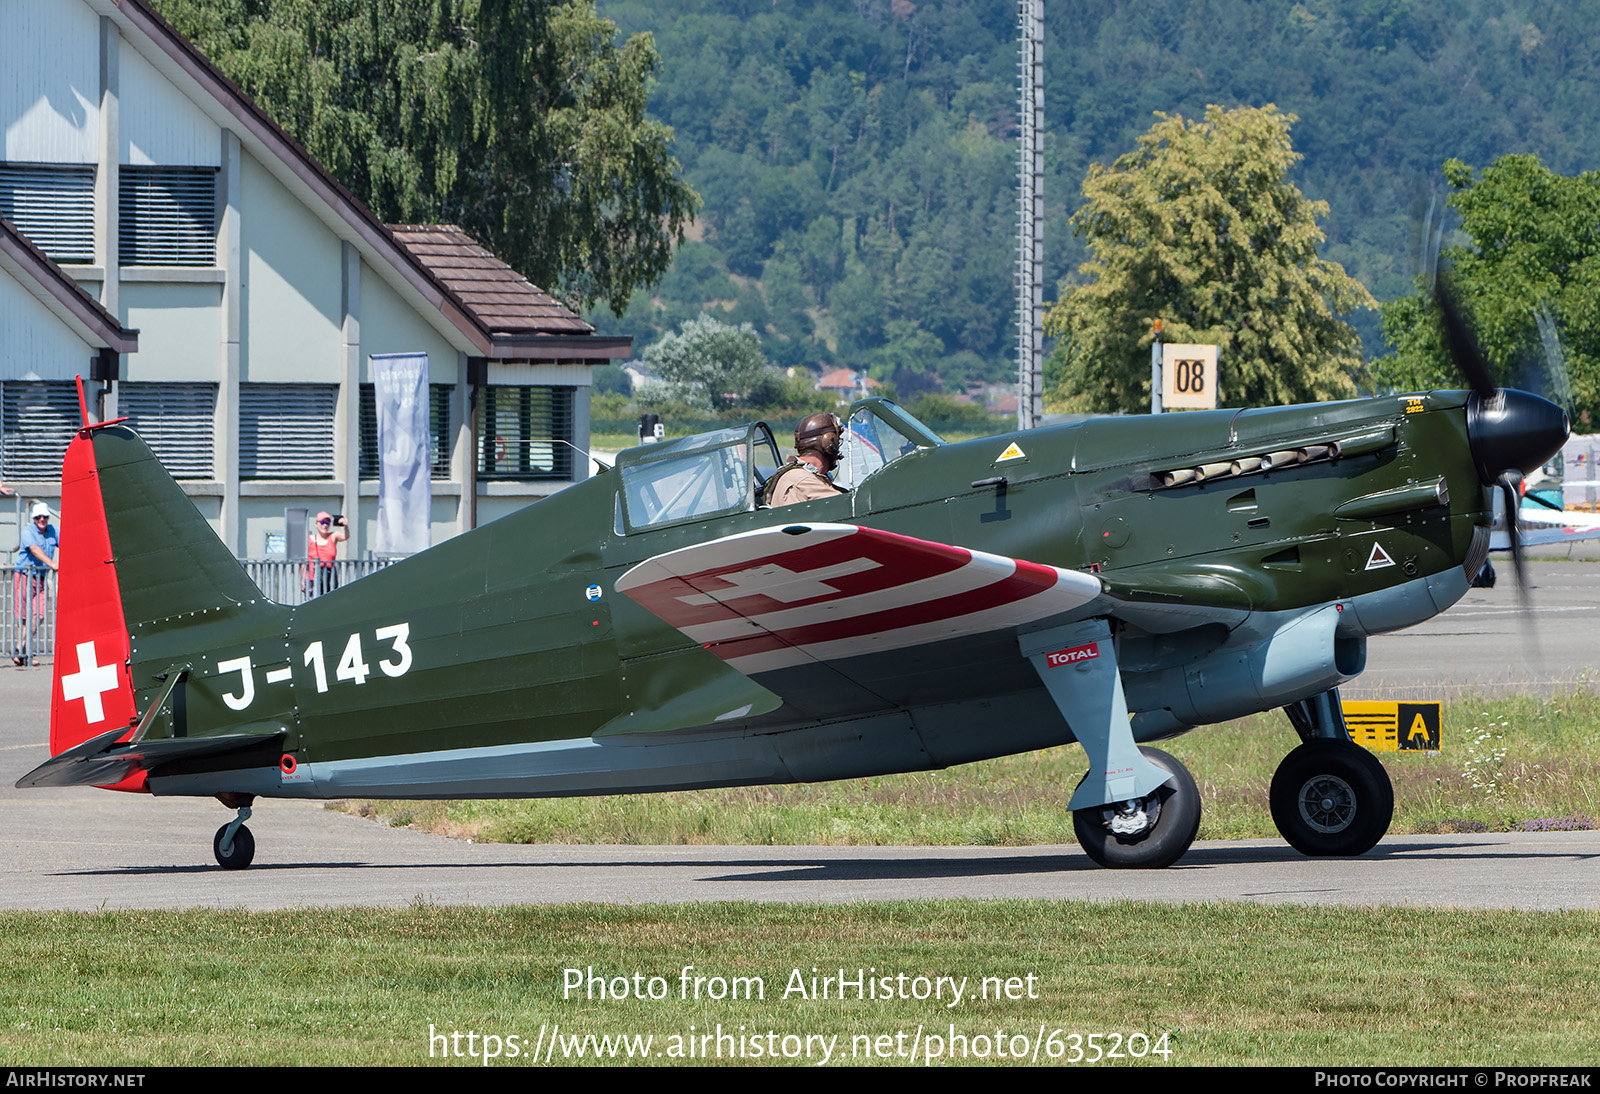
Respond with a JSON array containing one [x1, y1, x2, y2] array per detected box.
[[49, 428, 137, 756]]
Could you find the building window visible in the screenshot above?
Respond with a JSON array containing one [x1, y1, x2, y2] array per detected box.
[[118, 383, 217, 479], [478, 386, 574, 481], [0, 163, 95, 264], [119, 166, 217, 266], [359, 384, 453, 480], [239, 383, 336, 479], [0, 381, 78, 480]]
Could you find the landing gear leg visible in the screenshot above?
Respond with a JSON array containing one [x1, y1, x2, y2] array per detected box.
[[213, 802, 256, 870], [1273, 688, 1393, 857], [1021, 620, 1201, 869]]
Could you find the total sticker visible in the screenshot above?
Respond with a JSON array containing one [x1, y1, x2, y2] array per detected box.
[[1046, 643, 1099, 667]]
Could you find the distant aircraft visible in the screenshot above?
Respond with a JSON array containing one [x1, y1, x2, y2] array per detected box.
[[1470, 469, 1600, 587], [1500, 499, 1600, 550], [19, 314, 1568, 871]]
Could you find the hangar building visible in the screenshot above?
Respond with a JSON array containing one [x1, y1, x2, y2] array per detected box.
[[0, 0, 629, 562]]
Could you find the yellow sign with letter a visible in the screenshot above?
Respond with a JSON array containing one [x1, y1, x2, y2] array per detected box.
[[1342, 701, 1441, 751]]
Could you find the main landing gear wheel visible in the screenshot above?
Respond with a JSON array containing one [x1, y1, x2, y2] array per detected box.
[[1072, 747, 1201, 869], [1270, 739, 1393, 857], [213, 823, 256, 870]]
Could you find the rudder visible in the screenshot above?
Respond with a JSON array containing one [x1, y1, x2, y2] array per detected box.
[[51, 427, 136, 755], [50, 423, 277, 759]]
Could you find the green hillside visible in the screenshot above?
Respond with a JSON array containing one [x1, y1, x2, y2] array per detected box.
[[151, 0, 1600, 395], [594, 0, 1600, 390]]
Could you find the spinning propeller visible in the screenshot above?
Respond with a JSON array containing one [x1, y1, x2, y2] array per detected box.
[[1434, 281, 1571, 596]]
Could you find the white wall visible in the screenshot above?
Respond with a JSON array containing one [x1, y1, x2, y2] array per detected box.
[[358, 260, 458, 376], [118, 37, 219, 167], [0, 0, 99, 163], [0, 272, 97, 380], [120, 281, 223, 380], [239, 151, 341, 382]]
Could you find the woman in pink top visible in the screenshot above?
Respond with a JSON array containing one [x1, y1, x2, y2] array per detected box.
[[306, 511, 348, 597]]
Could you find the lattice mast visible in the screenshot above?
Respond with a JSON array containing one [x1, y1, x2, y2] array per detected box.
[[1016, 0, 1044, 430]]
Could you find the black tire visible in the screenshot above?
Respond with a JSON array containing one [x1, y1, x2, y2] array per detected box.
[[213, 823, 256, 870], [1270, 739, 1394, 857], [1072, 747, 1201, 869]]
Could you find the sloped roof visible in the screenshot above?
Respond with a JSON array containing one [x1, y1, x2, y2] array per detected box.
[[389, 225, 594, 337], [1, 217, 137, 354], [818, 368, 876, 390], [113, 0, 628, 362]]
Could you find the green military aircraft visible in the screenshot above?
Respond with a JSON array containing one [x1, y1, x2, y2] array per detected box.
[[18, 347, 1568, 871]]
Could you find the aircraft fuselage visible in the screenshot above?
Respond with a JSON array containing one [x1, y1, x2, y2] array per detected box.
[[125, 390, 1493, 801]]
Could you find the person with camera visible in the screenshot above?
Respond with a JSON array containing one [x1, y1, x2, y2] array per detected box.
[[307, 511, 348, 597]]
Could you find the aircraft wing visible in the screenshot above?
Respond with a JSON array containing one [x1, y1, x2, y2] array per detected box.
[[618, 522, 1103, 671], [616, 522, 1268, 722], [616, 523, 1108, 716]]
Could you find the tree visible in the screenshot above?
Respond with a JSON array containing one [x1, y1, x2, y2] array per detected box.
[[151, 0, 699, 314], [643, 315, 775, 412], [1044, 105, 1375, 413], [1375, 155, 1600, 425]]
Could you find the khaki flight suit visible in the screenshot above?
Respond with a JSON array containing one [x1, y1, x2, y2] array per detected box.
[[765, 458, 844, 506]]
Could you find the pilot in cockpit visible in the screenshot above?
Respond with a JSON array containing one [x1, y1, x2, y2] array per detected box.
[[765, 413, 848, 506]]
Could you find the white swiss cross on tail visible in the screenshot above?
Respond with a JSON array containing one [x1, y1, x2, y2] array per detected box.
[[48, 426, 137, 755], [61, 641, 119, 724]]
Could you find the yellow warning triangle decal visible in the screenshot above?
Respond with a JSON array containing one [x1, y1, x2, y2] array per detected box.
[[996, 442, 1026, 462]]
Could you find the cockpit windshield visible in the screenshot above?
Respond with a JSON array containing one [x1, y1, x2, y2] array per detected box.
[[612, 401, 935, 531], [834, 398, 942, 491], [615, 423, 783, 533]]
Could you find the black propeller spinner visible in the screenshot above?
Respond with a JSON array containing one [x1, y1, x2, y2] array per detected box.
[[1435, 282, 1570, 594]]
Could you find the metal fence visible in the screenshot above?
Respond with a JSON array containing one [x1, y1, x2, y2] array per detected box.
[[0, 556, 396, 667], [239, 557, 396, 607], [1, 568, 56, 666]]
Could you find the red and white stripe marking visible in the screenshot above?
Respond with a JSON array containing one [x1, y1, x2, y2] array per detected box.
[[617, 524, 1102, 674]]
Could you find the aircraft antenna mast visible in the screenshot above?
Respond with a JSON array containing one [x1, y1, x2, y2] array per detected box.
[[1016, 0, 1044, 430]]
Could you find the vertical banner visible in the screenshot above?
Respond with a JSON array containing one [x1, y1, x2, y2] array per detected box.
[[371, 352, 430, 555]]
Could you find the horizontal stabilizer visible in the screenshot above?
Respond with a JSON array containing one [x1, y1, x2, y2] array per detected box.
[[16, 729, 284, 790]]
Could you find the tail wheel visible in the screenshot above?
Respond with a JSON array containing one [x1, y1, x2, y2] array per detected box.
[[213, 823, 256, 870], [1270, 740, 1393, 857], [1072, 747, 1201, 869]]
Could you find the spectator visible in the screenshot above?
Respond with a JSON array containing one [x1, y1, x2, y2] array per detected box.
[[14, 502, 57, 666], [306, 511, 348, 596]]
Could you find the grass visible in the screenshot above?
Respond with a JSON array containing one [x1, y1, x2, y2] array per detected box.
[[330, 691, 1600, 848], [11, 693, 1600, 1067], [5, 901, 1599, 1066]]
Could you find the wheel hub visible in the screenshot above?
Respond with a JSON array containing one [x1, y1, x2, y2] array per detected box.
[[1108, 793, 1161, 837], [1297, 774, 1357, 834]]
